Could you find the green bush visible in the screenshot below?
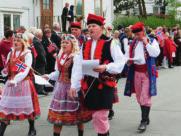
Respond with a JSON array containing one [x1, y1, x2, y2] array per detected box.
[[113, 16, 181, 29]]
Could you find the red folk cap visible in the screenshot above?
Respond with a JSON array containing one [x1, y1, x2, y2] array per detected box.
[[70, 22, 81, 29], [131, 22, 145, 33], [87, 13, 105, 26]]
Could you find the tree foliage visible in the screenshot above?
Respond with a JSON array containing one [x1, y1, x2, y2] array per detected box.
[[114, 0, 135, 13], [114, 0, 147, 18]]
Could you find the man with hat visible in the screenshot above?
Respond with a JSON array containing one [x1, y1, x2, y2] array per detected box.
[[70, 22, 85, 47], [124, 22, 160, 133], [69, 14, 126, 136]]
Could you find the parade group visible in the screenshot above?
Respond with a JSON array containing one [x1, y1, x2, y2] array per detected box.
[[0, 4, 181, 136]]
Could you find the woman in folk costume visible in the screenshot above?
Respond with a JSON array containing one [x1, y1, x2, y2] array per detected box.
[[0, 34, 40, 136], [69, 14, 126, 136], [124, 22, 160, 133], [42, 34, 92, 136]]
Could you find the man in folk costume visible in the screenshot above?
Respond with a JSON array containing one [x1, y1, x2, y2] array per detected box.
[[69, 14, 126, 136], [124, 22, 160, 133], [70, 22, 85, 48]]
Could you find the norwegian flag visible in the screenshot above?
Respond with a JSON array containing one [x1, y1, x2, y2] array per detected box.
[[12, 59, 27, 72], [155, 30, 166, 42]]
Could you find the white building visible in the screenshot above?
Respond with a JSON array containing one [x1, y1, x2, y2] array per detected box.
[[0, 0, 114, 38]]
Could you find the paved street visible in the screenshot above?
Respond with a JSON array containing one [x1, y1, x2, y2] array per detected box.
[[2, 67, 181, 136]]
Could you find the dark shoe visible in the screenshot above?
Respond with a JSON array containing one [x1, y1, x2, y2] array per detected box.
[[38, 90, 48, 95], [98, 131, 109, 136], [108, 109, 114, 120], [137, 122, 147, 133], [146, 118, 150, 125], [78, 129, 83, 136], [28, 129, 36, 136], [0, 122, 7, 136], [53, 133, 60, 136]]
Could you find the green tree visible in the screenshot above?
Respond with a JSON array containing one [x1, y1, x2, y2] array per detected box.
[[114, 0, 135, 13], [114, 0, 147, 18]]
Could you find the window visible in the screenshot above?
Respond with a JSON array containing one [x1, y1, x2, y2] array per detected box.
[[75, 0, 84, 16], [13, 15, 20, 30], [3, 14, 11, 31], [3, 13, 21, 31], [43, 0, 50, 9], [94, 0, 102, 15]]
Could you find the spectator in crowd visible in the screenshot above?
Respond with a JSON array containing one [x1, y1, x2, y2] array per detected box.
[[70, 22, 84, 47], [82, 29, 91, 41], [33, 29, 48, 95], [42, 28, 57, 74], [174, 30, 181, 66], [112, 30, 121, 46], [51, 22, 62, 49], [105, 26, 113, 38], [0, 29, 14, 83], [61, 2, 69, 32], [125, 27, 133, 45], [68, 5, 75, 25], [163, 32, 177, 68], [28, 27, 37, 35], [118, 25, 129, 55], [44, 24, 50, 30], [17, 26, 26, 34]]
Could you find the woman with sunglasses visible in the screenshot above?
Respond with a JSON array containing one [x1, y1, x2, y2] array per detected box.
[[0, 35, 40, 136], [43, 34, 92, 136]]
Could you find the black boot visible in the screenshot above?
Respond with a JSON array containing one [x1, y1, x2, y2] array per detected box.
[[108, 109, 114, 120], [145, 106, 150, 125], [98, 131, 109, 136], [53, 133, 60, 136], [28, 120, 36, 136], [138, 106, 150, 133], [0, 122, 7, 136], [168, 61, 174, 68], [141, 106, 150, 125], [78, 129, 83, 136]]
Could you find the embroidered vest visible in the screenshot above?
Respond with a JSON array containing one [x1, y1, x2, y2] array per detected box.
[[81, 38, 117, 94], [57, 54, 73, 83]]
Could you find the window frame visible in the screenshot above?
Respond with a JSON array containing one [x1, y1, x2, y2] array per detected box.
[[43, 0, 50, 10], [94, 0, 103, 16], [3, 12, 21, 31], [75, 0, 84, 17]]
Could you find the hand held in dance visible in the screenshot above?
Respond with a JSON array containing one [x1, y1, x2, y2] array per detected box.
[[42, 74, 49, 80], [68, 88, 77, 99], [93, 64, 106, 73]]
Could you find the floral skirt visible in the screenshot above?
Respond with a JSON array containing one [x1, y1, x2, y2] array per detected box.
[[0, 79, 40, 121], [47, 81, 92, 126]]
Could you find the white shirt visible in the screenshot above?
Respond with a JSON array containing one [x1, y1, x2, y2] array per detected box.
[[133, 39, 160, 65], [123, 38, 129, 55]]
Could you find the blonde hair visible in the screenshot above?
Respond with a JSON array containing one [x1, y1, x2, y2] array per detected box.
[[58, 34, 80, 57], [14, 37, 28, 51], [28, 27, 37, 35]]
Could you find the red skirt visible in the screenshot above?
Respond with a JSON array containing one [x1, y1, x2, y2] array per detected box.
[[48, 90, 92, 126]]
